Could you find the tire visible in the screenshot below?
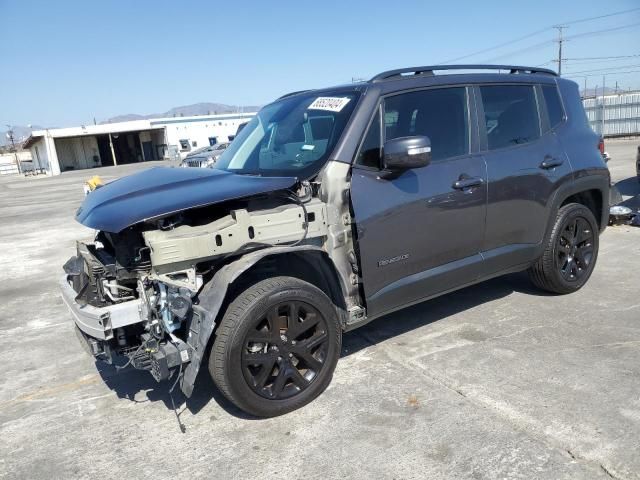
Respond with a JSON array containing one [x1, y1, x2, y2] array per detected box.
[[209, 276, 342, 417], [528, 203, 599, 294]]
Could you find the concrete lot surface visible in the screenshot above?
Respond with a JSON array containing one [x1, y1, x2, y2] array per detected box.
[[1, 141, 639, 479]]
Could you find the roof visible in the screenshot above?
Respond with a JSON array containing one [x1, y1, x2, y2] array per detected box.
[[276, 64, 561, 102], [22, 112, 258, 149], [370, 64, 557, 82], [150, 112, 257, 125], [27, 120, 163, 144]]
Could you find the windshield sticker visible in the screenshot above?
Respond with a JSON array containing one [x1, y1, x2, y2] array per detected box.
[[308, 97, 351, 112], [301, 144, 315, 151]]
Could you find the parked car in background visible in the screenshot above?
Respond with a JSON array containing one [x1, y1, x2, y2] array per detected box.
[[180, 142, 229, 168], [62, 64, 609, 418], [184, 145, 212, 158]]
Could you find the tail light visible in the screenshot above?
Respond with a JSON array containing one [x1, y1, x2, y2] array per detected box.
[[598, 138, 605, 155]]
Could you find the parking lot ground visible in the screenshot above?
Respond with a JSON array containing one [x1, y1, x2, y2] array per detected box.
[[1, 142, 639, 480]]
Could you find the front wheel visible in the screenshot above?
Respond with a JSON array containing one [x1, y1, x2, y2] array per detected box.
[[528, 203, 599, 294], [209, 276, 342, 417]]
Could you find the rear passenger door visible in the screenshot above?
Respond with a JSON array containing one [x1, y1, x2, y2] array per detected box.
[[477, 83, 571, 271], [350, 86, 488, 317]]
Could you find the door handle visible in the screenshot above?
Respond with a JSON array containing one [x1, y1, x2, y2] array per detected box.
[[539, 156, 564, 169], [452, 176, 484, 190]]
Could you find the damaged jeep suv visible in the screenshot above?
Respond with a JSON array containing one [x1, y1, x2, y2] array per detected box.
[[62, 65, 609, 417]]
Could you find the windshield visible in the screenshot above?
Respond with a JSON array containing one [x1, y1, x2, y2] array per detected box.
[[214, 90, 360, 177]]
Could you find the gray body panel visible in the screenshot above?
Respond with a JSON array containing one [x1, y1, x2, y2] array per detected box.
[[351, 154, 487, 316], [347, 74, 608, 320]]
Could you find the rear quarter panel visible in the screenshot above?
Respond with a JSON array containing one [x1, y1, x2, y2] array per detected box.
[[556, 79, 608, 179], [553, 79, 610, 228]]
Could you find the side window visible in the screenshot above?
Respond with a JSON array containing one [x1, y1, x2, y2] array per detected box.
[[542, 85, 565, 130], [480, 85, 540, 150], [384, 87, 468, 162], [356, 107, 382, 168]]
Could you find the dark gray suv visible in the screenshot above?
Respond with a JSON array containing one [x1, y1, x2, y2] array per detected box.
[[62, 65, 609, 417]]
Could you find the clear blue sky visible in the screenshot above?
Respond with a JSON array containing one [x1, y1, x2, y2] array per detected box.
[[1, 0, 639, 128]]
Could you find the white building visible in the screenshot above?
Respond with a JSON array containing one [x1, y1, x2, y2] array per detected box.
[[583, 90, 640, 137], [22, 112, 256, 175]]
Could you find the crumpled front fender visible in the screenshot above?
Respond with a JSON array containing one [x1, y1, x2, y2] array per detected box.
[[179, 245, 326, 397]]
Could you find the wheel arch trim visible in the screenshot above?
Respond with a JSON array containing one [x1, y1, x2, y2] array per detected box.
[[546, 174, 609, 239], [179, 245, 347, 397]]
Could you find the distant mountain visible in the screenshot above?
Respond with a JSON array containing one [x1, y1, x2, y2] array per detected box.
[[0, 125, 44, 146], [103, 102, 261, 124], [103, 113, 148, 123]]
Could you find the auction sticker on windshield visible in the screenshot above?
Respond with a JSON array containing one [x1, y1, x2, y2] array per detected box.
[[308, 97, 351, 112]]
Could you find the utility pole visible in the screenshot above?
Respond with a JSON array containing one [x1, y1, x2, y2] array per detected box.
[[553, 25, 567, 76], [5, 125, 21, 175]]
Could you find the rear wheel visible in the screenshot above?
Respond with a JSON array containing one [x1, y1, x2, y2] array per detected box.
[[209, 276, 341, 417], [528, 203, 599, 294]]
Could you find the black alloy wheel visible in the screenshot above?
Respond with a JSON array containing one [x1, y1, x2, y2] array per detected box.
[[556, 216, 595, 282], [528, 203, 600, 294], [209, 276, 341, 417], [241, 300, 330, 400]]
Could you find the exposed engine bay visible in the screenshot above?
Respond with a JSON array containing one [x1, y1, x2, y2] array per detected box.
[[61, 172, 359, 395]]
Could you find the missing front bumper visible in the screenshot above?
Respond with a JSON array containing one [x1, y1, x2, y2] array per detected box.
[[59, 274, 143, 340]]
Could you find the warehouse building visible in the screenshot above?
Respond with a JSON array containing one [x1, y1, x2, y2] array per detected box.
[[22, 112, 255, 175]]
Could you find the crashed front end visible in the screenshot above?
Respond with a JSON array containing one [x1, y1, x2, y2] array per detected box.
[[61, 186, 333, 396], [61, 230, 194, 384]]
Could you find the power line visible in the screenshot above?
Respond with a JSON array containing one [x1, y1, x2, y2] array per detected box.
[[564, 69, 640, 79], [561, 7, 640, 25], [439, 7, 640, 64], [437, 28, 550, 64], [563, 63, 640, 75], [563, 22, 640, 41], [564, 54, 640, 61], [480, 39, 555, 63], [479, 23, 640, 65]]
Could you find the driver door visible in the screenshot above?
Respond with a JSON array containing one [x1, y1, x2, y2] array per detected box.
[[350, 86, 487, 318]]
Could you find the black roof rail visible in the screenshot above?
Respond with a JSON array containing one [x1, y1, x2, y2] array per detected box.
[[278, 89, 312, 99], [371, 64, 558, 82]]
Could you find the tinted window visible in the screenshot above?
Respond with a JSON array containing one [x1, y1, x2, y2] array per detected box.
[[480, 85, 540, 150], [357, 107, 382, 168], [384, 87, 468, 161], [542, 85, 564, 129]]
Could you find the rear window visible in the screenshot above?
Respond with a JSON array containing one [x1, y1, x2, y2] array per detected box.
[[480, 85, 540, 150], [542, 85, 565, 129]]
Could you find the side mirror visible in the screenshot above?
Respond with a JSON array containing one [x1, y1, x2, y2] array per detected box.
[[383, 136, 431, 170]]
